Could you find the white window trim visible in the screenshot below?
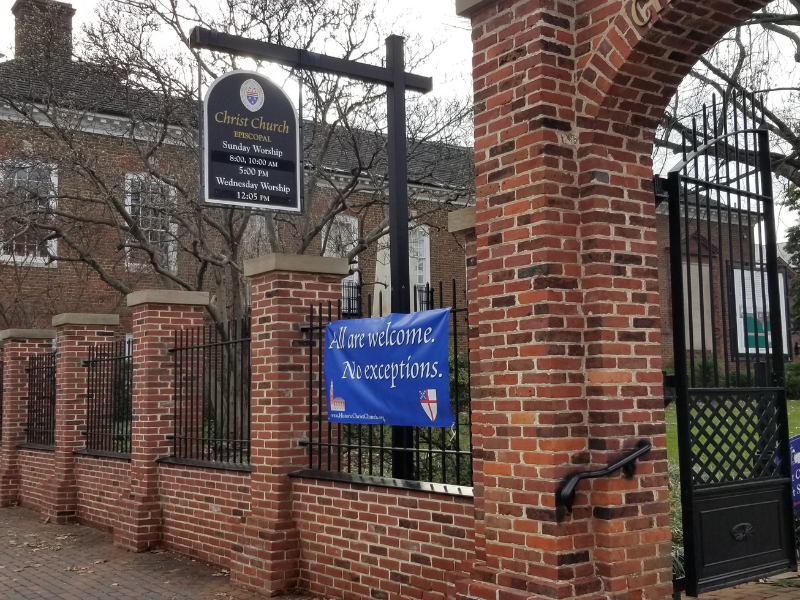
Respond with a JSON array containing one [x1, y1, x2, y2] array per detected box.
[[124, 172, 178, 272], [409, 223, 431, 310], [682, 260, 714, 352], [0, 162, 58, 268]]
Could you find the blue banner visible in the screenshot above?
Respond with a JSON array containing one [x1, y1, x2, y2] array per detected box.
[[324, 308, 454, 427], [791, 435, 800, 512]]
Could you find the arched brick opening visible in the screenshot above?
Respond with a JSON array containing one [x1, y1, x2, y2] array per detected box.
[[573, 2, 773, 597], [458, 1, 776, 599]]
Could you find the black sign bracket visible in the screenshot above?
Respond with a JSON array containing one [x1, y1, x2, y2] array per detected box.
[[190, 26, 433, 480]]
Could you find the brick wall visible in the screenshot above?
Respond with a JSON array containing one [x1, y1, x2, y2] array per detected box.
[[0, 331, 57, 507], [18, 449, 55, 513], [115, 294, 208, 553], [75, 456, 131, 532], [293, 478, 474, 600], [159, 464, 251, 568]]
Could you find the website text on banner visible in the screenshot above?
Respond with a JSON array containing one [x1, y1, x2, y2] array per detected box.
[[324, 308, 455, 428]]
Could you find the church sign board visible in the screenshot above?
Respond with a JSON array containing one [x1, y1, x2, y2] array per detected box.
[[203, 70, 301, 213]]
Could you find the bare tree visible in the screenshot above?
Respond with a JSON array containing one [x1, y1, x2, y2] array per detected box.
[[655, 1, 800, 188], [0, 0, 473, 332]]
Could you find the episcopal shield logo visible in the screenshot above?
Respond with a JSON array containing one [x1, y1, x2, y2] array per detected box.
[[419, 389, 438, 422], [240, 79, 264, 112]]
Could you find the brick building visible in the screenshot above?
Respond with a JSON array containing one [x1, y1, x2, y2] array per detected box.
[[655, 193, 794, 369], [2, 1, 798, 599], [0, 0, 473, 332]]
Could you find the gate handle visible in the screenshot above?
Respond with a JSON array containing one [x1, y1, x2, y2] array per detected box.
[[556, 439, 652, 515]]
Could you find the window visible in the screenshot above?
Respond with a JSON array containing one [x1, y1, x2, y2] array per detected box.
[[409, 225, 430, 310], [371, 225, 432, 315], [682, 260, 714, 353], [125, 174, 177, 270], [0, 163, 57, 266], [324, 214, 360, 315]]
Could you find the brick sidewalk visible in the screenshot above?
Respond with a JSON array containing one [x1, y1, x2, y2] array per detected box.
[[0, 507, 316, 600], [1, 505, 798, 600], [696, 578, 800, 599]]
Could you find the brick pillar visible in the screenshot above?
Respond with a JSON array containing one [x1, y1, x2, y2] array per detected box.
[[47, 314, 119, 524], [0, 330, 56, 507], [449, 208, 486, 571], [232, 254, 348, 595], [114, 291, 208, 552], [453, 1, 671, 599]]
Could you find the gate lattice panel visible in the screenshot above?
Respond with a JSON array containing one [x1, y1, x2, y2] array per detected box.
[[661, 93, 796, 596], [688, 389, 780, 485]]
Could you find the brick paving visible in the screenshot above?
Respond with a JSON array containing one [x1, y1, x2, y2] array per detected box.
[[1, 505, 799, 600], [695, 575, 800, 599], [0, 507, 316, 600]]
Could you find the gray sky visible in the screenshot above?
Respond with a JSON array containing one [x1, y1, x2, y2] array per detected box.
[[0, 0, 473, 103]]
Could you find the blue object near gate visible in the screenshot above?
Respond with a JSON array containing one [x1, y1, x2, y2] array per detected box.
[[324, 308, 455, 428], [792, 434, 800, 512]]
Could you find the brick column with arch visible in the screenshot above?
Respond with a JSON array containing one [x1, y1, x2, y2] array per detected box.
[[114, 291, 209, 552], [231, 253, 348, 595], [452, 0, 774, 598], [0, 329, 56, 507]]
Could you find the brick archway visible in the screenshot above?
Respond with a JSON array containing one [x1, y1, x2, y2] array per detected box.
[[456, 1, 774, 599]]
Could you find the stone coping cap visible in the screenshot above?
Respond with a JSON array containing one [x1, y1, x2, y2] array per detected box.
[[448, 207, 476, 233], [0, 329, 56, 341], [127, 290, 210, 307], [52, 313, 120, 327], [455, 0, 497, 17], [244, 253, 350, 278]]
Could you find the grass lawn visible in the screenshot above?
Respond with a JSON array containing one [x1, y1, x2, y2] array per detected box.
[[665, 399, 800, 463]]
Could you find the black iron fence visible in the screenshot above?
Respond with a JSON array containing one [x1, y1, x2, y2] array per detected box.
[[171, 319, 251, 465], [85, 340, 133, 455], [26, 352, 56, 446], [415, 284, 434, 311], [306, 279, 472, 486], [342, 281, 362, 316]]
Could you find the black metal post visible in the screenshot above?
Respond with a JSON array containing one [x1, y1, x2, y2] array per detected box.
[[666, 171, 698, 595], [758, 126, 798, 567], [189, 27, 431, 482], [386, 35, 414, 480]]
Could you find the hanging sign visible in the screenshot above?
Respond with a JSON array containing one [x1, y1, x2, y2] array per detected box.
[[203, 70, 301, 212], [324, 308, 455, 427], [791, 435, 800, 512]]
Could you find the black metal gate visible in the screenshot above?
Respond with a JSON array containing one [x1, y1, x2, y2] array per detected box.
[[660, 93, 796, 596]]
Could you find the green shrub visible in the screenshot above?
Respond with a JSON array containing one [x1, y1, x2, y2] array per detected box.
[[785, 361, 800, 400], [667, 353, 759, 388], [669, 463, 685, 577], [796, 512, 800, 559]]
